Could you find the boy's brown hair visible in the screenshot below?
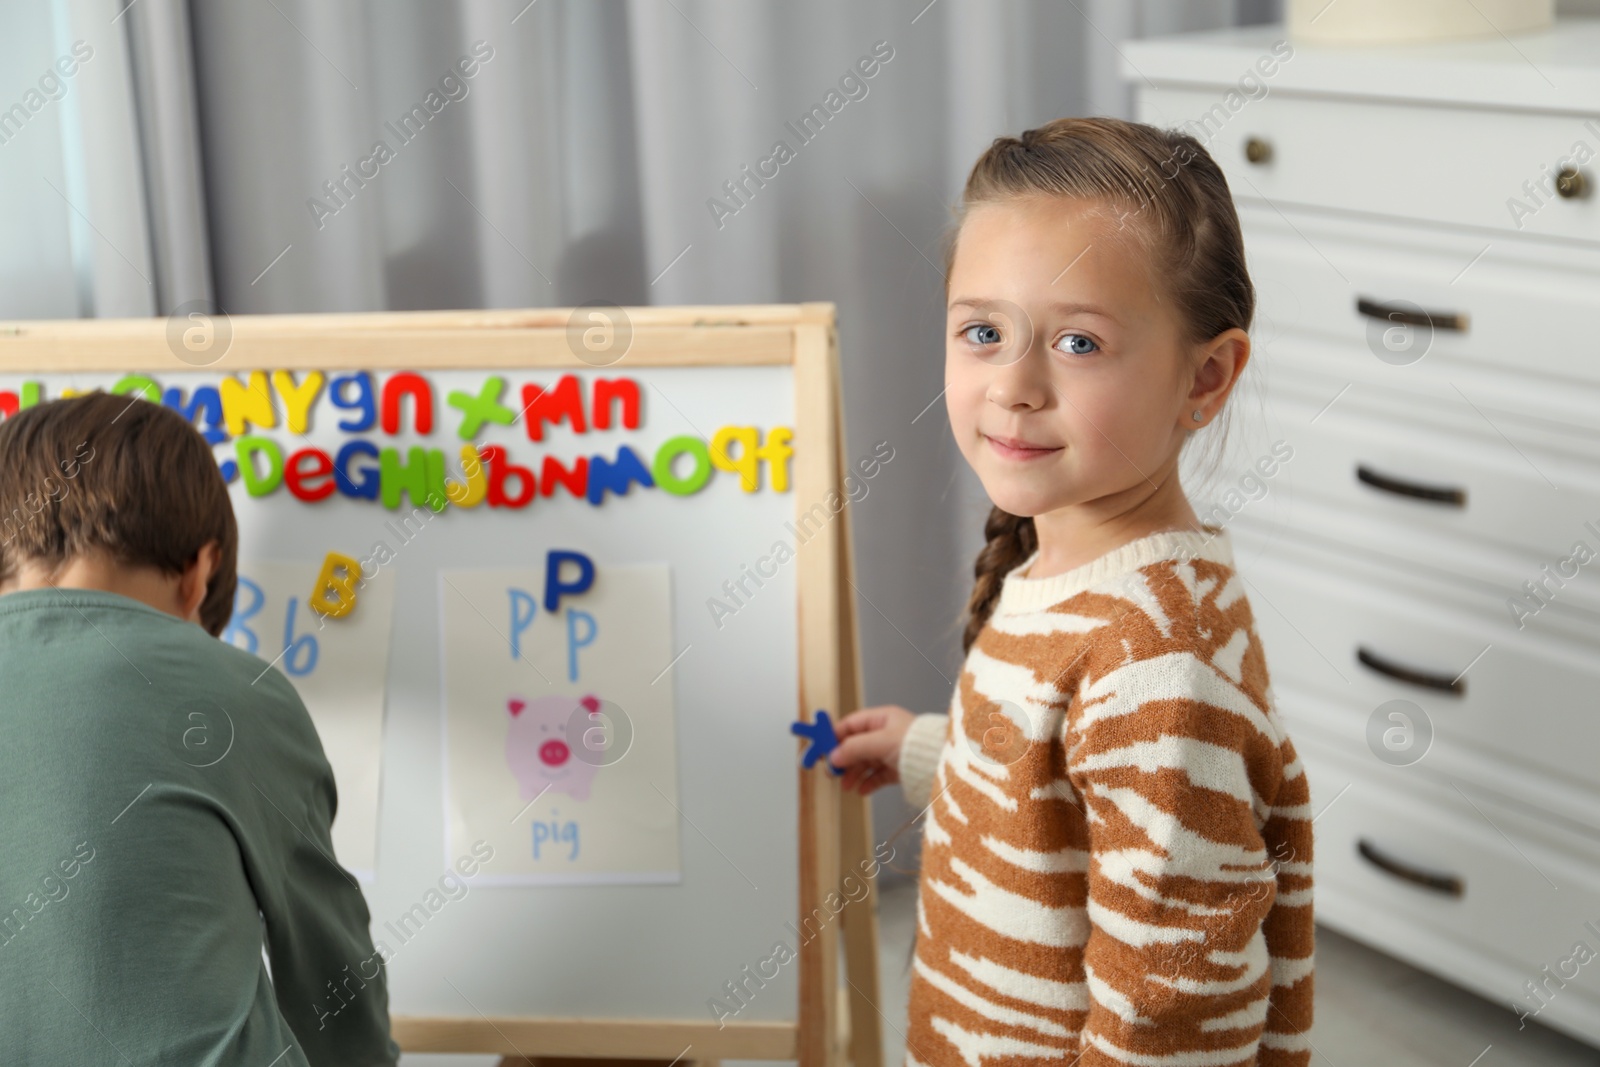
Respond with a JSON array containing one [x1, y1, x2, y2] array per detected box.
[[0, 391, 238, 636]]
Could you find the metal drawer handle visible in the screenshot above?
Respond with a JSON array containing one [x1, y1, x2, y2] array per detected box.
[[1355, 463, 1467, 507], [1356, 645, 1465, 696], [1244, 136, 1273, 164], [1556, 166, 1589, 200], [1357, 838, 1464, 897], [1356, 297, 1468, 333]]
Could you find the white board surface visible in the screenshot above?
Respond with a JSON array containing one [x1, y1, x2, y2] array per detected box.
[[2, 365, 804, 1026]]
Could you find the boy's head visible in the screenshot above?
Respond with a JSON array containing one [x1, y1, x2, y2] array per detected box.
[[0, 392, 237, 636]]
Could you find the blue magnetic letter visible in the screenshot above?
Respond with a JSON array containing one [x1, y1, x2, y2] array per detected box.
[[544, 550, 595, 613], [330, 371, 377, 432]]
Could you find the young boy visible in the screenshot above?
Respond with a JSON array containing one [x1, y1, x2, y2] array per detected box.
[[0, 392, 399, 1066]]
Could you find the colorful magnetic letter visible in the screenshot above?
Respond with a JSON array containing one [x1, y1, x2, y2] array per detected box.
[[309, 552, 362, 619], [790, 709, 845, 776], [711, 426, 760, 491], [330, 372, 377, 432], [543, 550, 595, 613], [334, 440, 381, 499], [482, 445, 536, 508], [219, 371, 277, 436], [585, 446, 653, 505], [592, 377, 641, 430], [235, 436, 284, 497], [652, 436, 712, 495], [521, 376, 586, 441], [443, 445, 488, 508], [448, 376, 516, 439], [380, 371, 434, 435], [272, 370, 325, 434]]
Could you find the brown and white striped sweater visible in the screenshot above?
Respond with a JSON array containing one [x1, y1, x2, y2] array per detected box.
[[895, 526, 1313, 1067]]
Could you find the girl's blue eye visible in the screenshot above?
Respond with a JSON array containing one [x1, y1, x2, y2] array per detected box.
[[963, 324, 1002, 346], [1057, 333, 1098, 355]]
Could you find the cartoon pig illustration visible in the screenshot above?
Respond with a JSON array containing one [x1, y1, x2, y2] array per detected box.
[[506, 693, 603, 802]]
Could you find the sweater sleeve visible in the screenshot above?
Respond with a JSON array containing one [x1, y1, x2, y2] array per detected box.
[[260, 767, 401, 1066], [251, 673, 401, 1067], [1066, 646, 1309, 1067], [896, 712, 949, 809]]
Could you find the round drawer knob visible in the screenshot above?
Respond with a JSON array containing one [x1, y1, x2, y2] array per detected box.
[[1243, 136, 1273, 164], [1556, 165, 1589, 199]]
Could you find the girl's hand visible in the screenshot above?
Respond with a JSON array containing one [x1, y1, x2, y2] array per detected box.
[[829, 705, 916, 796]]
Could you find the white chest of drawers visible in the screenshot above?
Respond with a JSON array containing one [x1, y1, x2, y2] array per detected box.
[[1126, 19, 1600, 1048]]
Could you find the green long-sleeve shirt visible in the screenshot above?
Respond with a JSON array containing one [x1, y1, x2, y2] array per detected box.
[[0, 587, 400, 1066]]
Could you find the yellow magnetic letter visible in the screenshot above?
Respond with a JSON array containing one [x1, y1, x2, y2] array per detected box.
[[310, 552, 361, 619], [272, 370, 325, 434], [710, 426, 760, 492], [220, 371, 277, 436], [756, 426, 793, 493], [444, 445, 487, 508]]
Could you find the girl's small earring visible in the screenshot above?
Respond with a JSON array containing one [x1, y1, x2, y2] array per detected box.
[[1191, 409, 1204, 423]]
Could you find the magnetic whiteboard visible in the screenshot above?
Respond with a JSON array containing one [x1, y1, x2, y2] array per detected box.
[[1, 363, 804, 1022]]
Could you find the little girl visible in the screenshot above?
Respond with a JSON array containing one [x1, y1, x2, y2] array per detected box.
[[831, 117, 1314, 1067]]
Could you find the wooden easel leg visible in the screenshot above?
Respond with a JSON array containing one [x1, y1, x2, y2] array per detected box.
[[795, 312, 846, 1067], [831, 321, 885, 1067], [839, 791, 883, 1067], [794, 304, 886, 1067]]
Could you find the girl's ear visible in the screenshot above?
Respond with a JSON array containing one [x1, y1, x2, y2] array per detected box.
[[1190, 327, 1250, 410]]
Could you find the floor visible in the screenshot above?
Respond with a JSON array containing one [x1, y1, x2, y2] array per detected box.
[[401, 878, 1600, 1066], [867, 878, 1600, 1067]]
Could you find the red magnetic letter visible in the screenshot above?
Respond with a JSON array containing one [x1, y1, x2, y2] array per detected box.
[[284, 447, 337, 502], [539, 455, 589, 499], [381, 372, 434, 435], [521, 375, 587, 442], [483, 445, 536, 508], [592, 377, 640, 431]]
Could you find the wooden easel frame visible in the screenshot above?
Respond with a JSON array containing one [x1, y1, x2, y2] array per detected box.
[[0, 302, 883, 1067]]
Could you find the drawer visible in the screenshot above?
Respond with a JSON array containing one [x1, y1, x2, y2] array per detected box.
[[1137, 87, 1600, 245], [1224, 485, 1600, 633], [1258, 374, 1600, 572], [1183, 371, 1600, 624], [1293, 729, 1600, 1030], [1268, 661, 1600, 845], [1240, 203, 1600, 419], [1229, 525, 1600, 801]]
